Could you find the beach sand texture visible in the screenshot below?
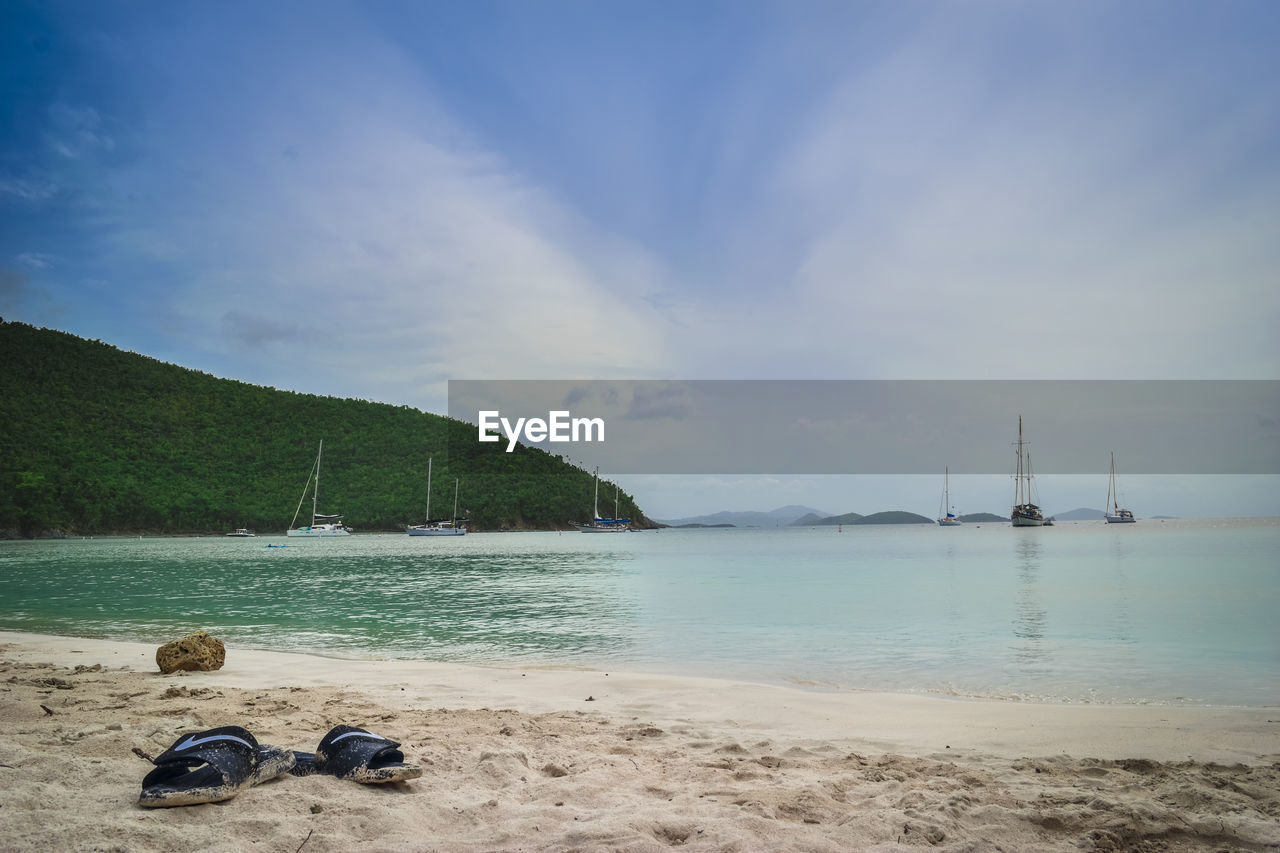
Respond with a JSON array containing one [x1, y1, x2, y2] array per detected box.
[[1, 632, 1277, 852]]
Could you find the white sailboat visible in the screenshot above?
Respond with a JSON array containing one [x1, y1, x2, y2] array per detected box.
[[576, 468, 629, 532], [407, 457, 467, 536], [1105, 451, 1136, 523], [937, 467, 962, 526], [287, 440, 352, 536], [1011, 416, 1044, 527]]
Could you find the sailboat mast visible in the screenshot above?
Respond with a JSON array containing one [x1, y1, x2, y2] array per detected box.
[[314, 440, 322, 523], [1014, 417, 1024, 505], [451, 478, 459, 522], [425, 457, 432, 523], [1108, 451, 1117, 513], [593, 468, 600, 519]]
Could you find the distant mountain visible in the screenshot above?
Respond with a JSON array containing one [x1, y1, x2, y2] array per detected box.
[[957, 512, 1008, 523], [850, 510, 933, 525], [656, 505, 828, 528], [801, 512, 864, 526], [1052, 507, 1106, 521], [665, 517, 737, 525]]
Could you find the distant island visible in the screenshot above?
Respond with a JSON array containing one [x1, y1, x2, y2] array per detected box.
[[797, 510, 934, 526], [655, 505, 827, 528], [669, 523, 736, 528], [1052, 507, 1107, 521]]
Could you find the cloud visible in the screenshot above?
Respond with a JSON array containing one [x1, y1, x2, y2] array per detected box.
[[76, 25, 681, 407], [738, 5, 1280, 380], [220, 311, 302, 349], [6, 1, 1277, 412], [45, 103, 115, 159], [0, 177, 61, 202], [16, 253, 56, 270]]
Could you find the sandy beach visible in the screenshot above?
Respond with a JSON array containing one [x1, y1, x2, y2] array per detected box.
[[1, 631, 1276, 852]]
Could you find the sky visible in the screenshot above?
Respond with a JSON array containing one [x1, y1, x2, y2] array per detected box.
[[2, 0, 1278, 519]]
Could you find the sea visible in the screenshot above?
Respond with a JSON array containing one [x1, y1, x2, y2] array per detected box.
[[1, 518, 1276, 707]]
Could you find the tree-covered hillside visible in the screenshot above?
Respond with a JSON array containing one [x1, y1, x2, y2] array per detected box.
[[0, 320, 649, 537]]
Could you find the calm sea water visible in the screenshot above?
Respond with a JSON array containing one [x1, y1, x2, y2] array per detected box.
[[1, 519, 1276, 706]]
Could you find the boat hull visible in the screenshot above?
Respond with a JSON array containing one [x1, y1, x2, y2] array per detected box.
[[576, 524, 628, 532], [407, 525, 466, 536], [937, 518, 962, 526], [1105, 514, 1136, 524], [1011, 506, 1045, 527], [286, 525, 351, 537]]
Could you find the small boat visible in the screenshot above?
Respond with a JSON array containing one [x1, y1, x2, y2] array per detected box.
[[936, 467, 962, 526], [226, 528, 256, 537], [286, 440, 352, 537], [576, 468, 629, 532], [1011, 416, 1044, 527], [407, 458, 467, 536], [1105, 451, 1136, 523]]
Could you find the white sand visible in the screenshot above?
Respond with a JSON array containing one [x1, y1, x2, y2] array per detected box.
[[1, 630, 1277, 851]]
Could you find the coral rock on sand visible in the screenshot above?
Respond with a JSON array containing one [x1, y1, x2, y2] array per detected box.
[[155, 631, 226, 673]]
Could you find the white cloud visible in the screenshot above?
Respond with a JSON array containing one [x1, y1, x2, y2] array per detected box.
[[144, 77, 677, 407], [16, 252, 56, 270]]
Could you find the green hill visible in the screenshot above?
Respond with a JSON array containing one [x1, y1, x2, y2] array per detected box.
[[799, 511, 863, 526], [957, 512, 1008, 523], [850, 510, 933, 525], [0, 320, 650, 537]]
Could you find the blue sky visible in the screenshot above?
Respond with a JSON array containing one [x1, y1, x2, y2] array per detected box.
[[3, 1, 1278, 518]]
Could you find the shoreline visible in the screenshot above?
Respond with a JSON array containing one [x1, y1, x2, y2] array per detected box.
[[4, 515, 1277, 540], [3, 631, 1278, 851], [3, 630, 1276, 764]]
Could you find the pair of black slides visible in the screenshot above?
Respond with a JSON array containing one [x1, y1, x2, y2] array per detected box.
[[138, 724, 423, 807]]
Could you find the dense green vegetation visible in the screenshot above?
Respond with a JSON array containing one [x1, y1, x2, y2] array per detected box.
[[0, 320, 649, 537]]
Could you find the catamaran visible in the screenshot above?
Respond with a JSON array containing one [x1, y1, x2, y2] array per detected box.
[[576, 468, 629, 532], [1105, 451, 1136, 523], [937, 467, 962, 526], [1011, 416, 1044, 527], [407, 457, 467, 536], [286, 440, 352, 536]]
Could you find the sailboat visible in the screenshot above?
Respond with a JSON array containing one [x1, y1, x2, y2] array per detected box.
[[1105, 451, 1136, 523], [576, 468, 629, 532], [287, 440, 352, 536], [407, 457, 467, 536], [936, 467, 962, 526], [1011, 416, 1045, 527]]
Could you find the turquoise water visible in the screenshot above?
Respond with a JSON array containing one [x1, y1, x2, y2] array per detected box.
[[1, 519, 1276, 706]]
